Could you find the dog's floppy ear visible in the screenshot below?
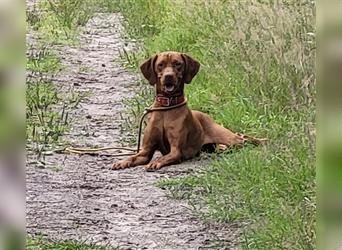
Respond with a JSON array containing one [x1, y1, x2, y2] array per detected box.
[[140, 55, 158, 85], [181, 53, 200, 84]]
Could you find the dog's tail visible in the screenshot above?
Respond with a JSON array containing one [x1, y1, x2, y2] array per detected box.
[[236, 133, 268, 146], [217, 133, 267, 151]]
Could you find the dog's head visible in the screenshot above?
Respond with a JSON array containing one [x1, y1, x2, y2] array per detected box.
[[140, 51, 200, 95]]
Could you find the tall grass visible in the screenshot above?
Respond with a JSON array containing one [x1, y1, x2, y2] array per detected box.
[[26, 0, 111, 150], [27, 0, 119, 42], [26, 46, 69, 156], [115, 0, 316, 248], [26, 0, 315, 248], [26, 1, 90, 152], [26, 1, 114, 248]]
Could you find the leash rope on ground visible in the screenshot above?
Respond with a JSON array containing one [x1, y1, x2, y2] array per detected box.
[[59, 98, 188, 157]]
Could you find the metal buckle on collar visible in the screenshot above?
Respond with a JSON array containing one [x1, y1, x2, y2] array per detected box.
[[157, 96, 170, 106]]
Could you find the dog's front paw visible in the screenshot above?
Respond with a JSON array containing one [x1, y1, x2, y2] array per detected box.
[[145, 161, 162, 172], [112, 160, 132, 170]]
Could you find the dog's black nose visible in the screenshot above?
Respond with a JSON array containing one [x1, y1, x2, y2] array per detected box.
[[164, 74, 174, 83]]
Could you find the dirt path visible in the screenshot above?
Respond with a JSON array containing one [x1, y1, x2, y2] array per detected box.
[[26, 13, 240, 249]]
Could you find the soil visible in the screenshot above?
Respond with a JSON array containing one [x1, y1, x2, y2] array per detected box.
[[26, 10, 240, 250]]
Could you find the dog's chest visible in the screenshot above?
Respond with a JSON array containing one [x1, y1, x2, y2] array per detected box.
[[147, 110, 188, 151], [148, 110, 186, 130]]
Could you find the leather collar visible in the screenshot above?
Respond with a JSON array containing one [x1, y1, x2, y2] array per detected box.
[[155, 95, 185, 107]]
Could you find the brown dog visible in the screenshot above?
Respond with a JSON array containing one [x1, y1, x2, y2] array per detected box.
[[112, 51, 263, 171]]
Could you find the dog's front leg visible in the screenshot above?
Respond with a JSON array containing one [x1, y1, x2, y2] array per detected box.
[[145, 147, 182, 171], [112, 148, 154, 170]]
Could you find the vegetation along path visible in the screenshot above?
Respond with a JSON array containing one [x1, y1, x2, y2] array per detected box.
[[26, 12, 241, 249]]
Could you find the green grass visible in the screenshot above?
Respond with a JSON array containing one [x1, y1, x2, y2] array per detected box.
[[26, 46, 69, 155], [26, 46, 84, 149], [26, 1, 120, 247], [27, 0, 93, 43], [26, 47, 62, 73], [26, 0, 316, 248], [26, 1, 96, 153], [27, 0, 120, 44], [114, 0, 316, 249], [27, 237, 112, 250], [25, 0, 123, 149]]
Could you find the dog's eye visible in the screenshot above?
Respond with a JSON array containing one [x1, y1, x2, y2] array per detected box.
[[157, 63, 164, 69], [175, 62, 182, 68]]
